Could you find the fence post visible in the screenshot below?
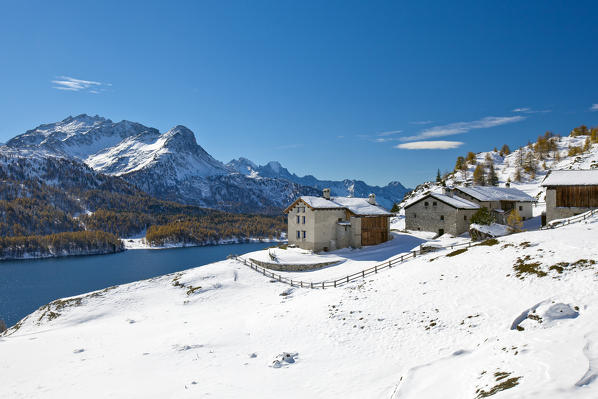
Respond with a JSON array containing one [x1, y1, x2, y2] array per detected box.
[[322, 282, 325, 289], [300, 281, 303, 288], [375, 265, 378, 273], [346, 276, 349, 283], [362, 270, 365, 278], [334, 280, 336, 288], [310, 282, 313, 289], [389, 260, 391, 268]]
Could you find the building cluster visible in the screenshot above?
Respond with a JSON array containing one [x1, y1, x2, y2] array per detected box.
[[404, 186, 535, 236]]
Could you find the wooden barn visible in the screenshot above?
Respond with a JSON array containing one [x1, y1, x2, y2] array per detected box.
[[542, 170, 598, 223]]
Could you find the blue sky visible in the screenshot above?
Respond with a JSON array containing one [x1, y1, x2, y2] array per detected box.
[[1, 1, 597, 187]]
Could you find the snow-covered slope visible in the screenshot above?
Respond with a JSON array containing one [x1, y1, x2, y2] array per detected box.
[[401, 134, 598, 208], [2, 214, 598, 398], [227, 157, 410, 209]]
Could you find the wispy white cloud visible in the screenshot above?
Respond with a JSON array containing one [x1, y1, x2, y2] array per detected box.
[[52, 76, 110, 93], [590, 104, 598, 111], [409, 120, 434, 125], [275, 143, 303, 150], [512, 107, 551, 114], [400, 115, 525, 142], [377, 129, 402, 137], [395, 141, 464, 150]]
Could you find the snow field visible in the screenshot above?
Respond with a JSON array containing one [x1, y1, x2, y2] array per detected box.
[[2, 216, 598, 398]]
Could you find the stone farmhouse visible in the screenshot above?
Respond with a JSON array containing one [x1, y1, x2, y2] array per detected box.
[[404, 192, 480, 236], [541, 169, 598, 223], [404, 186, 535, 236], [284, 189, 392, 252], [451, 186, 535, 223]]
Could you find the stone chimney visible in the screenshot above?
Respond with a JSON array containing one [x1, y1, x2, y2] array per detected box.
[[442, 187, 453, 197], [368, 193, 376, 205], [323, 188, 331, 200]]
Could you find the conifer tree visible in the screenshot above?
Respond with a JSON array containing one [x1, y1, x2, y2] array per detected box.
[[390, 203, 400, 213], [507, 209, 523, 231], [473, 164, 486, 186], [436, 169, 442, 183], [487, 163, 498, 186]]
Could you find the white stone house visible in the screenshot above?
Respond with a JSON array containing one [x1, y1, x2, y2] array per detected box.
[[404, 192, 480, 236], [451, 186, 535, 223], [541, 170, 598, 223], [284, 189, 392, 252]]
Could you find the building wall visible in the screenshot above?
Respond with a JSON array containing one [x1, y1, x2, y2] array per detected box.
[[287, 203, 317, 251], [545, 188, 595, 222], [455, 189, 534, 221], [313, 209, 348, 252], [405, 199, 475, 236]]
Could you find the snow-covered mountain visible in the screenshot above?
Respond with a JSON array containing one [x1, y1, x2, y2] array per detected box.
[[4, 114, 408, 212], [227, 157, 410, 209]]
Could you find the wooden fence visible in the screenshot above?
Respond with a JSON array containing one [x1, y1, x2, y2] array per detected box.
[[234, 207, 598, 289]]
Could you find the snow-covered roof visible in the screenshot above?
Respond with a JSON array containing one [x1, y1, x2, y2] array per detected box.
[[287, 196, 391, 216], [541, 170, 598, 186], [430, 193, 480, 209], [404, 192, 480, 210], [455, 186, 535, 202]]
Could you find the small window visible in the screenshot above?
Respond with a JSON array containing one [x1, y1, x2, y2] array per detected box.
[[519, 206, 522, 211], [296, 231, 300, 239], [302, 207, 306, 213], [296, 207, 300, 213], [338, 218, 342, 222], [433, 201, 437, 206], [414, 213, 417, 218], [296, 215, 300, 224], [302, 216, 306, 224], [302, 231, 306, 238], [522, 217, 526, 221], [464, 215, 467, 220], [440, 215, 444, 221], [424, 201, 429, 206]]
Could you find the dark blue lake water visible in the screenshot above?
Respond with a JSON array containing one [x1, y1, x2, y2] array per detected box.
[[0, 242, 273, 327]]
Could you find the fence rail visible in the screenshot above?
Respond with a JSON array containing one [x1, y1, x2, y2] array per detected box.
[[234, 207, 597, 289], [540, 208, 598, 230]]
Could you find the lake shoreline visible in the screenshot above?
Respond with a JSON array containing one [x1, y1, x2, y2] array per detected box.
[[0, 237, 287, 262]]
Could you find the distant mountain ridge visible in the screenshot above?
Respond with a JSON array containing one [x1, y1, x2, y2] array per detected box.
[[4, 114, 409, 212], [226, 158, 409, 209]]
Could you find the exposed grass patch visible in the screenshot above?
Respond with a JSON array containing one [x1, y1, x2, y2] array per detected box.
[[519, 241, 532, 248], [501, 243, 515, 249], [513, 255, 544, 279], [476, 371, 522, 398], [549, 259, 596, 275], [477, 238, 499, 247], [186, 286, 202, 296], [446, 248, 468, 257]]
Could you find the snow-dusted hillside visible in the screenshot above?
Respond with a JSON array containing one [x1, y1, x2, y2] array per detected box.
[[401, 133, 598, 208], [2, 214, 598, 398], [4, 114, 407, 212]]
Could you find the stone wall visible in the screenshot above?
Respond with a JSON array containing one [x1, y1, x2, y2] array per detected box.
[[249, 258, 339, 272]]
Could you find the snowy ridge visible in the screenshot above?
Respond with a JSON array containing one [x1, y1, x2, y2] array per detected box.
[[401, 134, 598, 208], [2, 213, 598, 398], [3, 114, 406, 212]]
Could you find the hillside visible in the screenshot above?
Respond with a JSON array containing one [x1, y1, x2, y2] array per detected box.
[[2, 212, 598, 398], [5, 114, 408, 212], [400, 126, 598, 208]]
